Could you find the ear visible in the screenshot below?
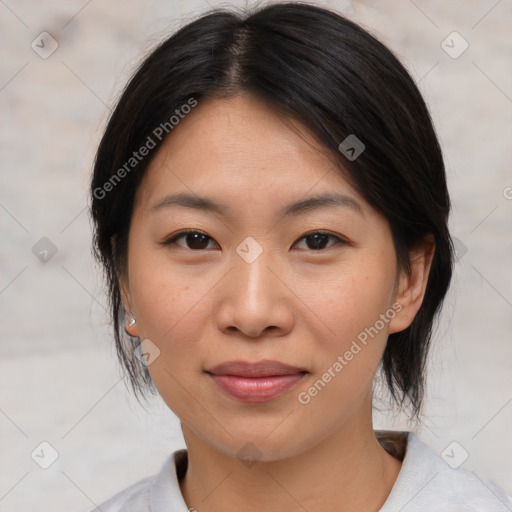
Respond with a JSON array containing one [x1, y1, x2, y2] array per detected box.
[[112, 234, 140, 338], [388, 234, 435, 334]]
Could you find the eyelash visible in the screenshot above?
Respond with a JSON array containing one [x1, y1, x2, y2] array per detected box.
[[159, 229, 347, 251]]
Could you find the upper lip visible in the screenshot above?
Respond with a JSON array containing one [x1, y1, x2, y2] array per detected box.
[[206, 360, 308, 378]]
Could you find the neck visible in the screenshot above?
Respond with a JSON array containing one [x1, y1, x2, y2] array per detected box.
[[179, 414, 403, 511]]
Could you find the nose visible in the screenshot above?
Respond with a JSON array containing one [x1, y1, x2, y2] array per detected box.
[[215, 243, 294, 339]]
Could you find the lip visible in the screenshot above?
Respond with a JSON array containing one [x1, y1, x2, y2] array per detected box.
[[205, 360, 308, 403]]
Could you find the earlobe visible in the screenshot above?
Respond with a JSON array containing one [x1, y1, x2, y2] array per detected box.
[[388, 235, 435, 334], [120, 283, 140, 338], [124, 312, 139, 338], [118, 270, 140, 338], [122, 297, 140, 338]]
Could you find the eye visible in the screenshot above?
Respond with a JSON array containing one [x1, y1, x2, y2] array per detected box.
[[160, 229, 346, 252], [293, 231, 345, 251], [159, 230, 218, 250]]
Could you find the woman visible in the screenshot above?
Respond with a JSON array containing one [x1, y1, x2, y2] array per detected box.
[[89, 2, 511, 510]]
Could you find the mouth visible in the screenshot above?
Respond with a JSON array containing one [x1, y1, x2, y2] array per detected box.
[[205, 360, 308, 403]]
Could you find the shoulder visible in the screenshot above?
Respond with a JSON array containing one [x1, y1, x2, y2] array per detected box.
[[88, 474, 153, 512], [88, 449, 189, 512], [380, 431, 512, 511]]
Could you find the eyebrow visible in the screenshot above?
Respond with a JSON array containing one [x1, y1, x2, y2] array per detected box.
[[150, 191, 364, 218]]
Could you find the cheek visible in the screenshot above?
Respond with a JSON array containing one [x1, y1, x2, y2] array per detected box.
[[126, 241, 210, 355], [127, 249, 213, 416], [297, 257, 397, 404], [306, 259, 396, 349]]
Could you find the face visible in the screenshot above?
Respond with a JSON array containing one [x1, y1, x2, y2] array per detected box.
[[121, 94, 426, 461]]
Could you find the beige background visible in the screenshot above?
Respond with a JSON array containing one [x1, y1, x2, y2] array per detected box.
[[1, 0, 511, 510]]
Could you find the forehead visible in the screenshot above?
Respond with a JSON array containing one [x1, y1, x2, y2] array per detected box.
[[135, 94, 366, 214]]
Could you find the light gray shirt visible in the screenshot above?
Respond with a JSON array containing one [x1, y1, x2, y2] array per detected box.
[[91, 431, 512, 511]]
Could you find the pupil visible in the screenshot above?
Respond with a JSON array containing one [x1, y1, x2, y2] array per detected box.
[[308, 233, 328, 250], [188, 233, 208, 249]]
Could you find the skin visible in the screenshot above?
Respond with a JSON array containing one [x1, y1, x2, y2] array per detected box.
[[121, 93, 434, 511]]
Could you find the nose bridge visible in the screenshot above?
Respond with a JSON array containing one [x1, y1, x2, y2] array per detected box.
[[217, 235, 290, 337], [233, 236, 277, 308]]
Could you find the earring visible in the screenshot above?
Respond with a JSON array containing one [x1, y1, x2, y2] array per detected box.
[[124, 313, 137, 338]]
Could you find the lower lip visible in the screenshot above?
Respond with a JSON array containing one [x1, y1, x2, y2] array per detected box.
[[208, 373, 306, 402]]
